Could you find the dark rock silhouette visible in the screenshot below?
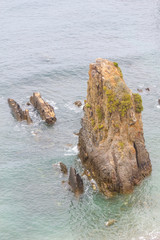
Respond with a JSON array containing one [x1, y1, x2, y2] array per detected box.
[[145, 88, 150, 91], [68, 167, 84, 194]]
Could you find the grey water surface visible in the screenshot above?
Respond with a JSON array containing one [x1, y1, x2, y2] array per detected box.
[[1, 0, 160, 239]]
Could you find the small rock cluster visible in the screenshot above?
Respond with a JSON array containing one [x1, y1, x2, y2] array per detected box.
[[8, 92, 56, 125]]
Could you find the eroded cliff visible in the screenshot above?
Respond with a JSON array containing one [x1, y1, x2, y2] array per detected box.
[[79, 58, 152, 197]]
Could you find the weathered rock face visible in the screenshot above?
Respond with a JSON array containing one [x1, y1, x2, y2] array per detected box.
[[30, 93, 56, 125], [8, 99, 32, 124], [79, 58, 152, 197]]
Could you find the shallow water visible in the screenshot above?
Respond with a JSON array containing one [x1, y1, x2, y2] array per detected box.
[[1, 0, 160, 239]]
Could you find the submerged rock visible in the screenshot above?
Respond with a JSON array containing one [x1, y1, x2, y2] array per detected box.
[[60, 162, 68, 174], [8, 99, 32, 124], [105, 219, 116, 227], [74, 100, 82, 107], [137, 89, 143, 93], [68, 167, 84, 195], [30, 93, 56, 125], [79, 58, 152, 197]]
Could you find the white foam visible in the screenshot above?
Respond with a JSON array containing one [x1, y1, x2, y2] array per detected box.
[[139, 231, 160, 240], [46, 99, 58, 110], [52, 162, 60, 167], [64, 145, 78, 156], [65, 102, 83, 113]]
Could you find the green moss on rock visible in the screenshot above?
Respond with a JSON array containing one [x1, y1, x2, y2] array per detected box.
[[114, 123, 120, 129], [98, 124, 104, 129], [113, 62, 118, 68], [85, 103, 91, 108], [106, 89, 131, 117], [133, 93, 143, 113], [106, 89, 120, 113], [119, 93, 132, 117], [91, 119, 95, 127], [119, 141, 124, 149], [118, 67, 123, 78], [96, 106, 103, 122]]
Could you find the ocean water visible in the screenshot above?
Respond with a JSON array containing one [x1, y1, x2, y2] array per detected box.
[[1, 0, 160, 239]]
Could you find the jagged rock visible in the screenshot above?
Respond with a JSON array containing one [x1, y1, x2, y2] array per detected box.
[[74, 100, 82, 107], [145, 88, 150, 91], [30, 93, 56, 125], [8, 99, 32, 124], [68, 167, 84, 194], [79, 58, 152, 197], [60, 162, 68, 174]]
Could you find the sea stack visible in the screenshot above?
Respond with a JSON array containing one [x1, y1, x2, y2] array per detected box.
[[30, 93, 56, 125], [79, 58, 152, 197]]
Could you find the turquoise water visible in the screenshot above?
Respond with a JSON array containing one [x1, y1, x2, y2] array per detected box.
[[1, 0, 160, 239]]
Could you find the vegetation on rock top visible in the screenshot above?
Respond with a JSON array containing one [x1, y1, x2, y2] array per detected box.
[[106, 89, 131, 117], [133, 93, 143, 113], [113, 62, 119, 68]]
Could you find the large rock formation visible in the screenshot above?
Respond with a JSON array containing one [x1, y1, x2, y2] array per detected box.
[[30, 93, 56, 125], [8, 99, 32, 124], [79, 59, 152, 197]]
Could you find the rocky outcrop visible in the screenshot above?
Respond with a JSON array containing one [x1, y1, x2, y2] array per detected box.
[[8, 99, 32, 124], [30, 93, 56, 125], [79, 58, 152, 197], [60, 162, 68, 174], [74, 101, 82, 107], [68, 167, 84, 195]]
